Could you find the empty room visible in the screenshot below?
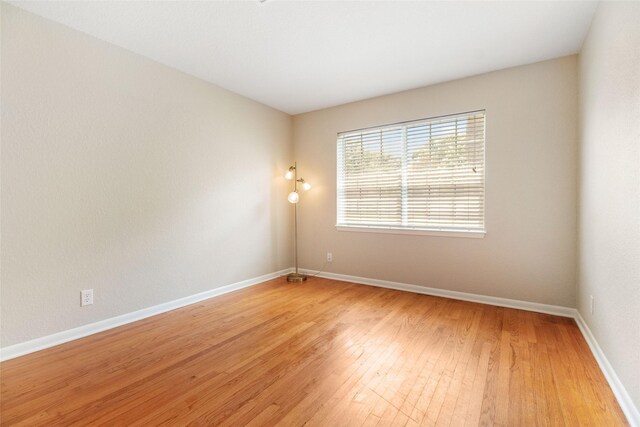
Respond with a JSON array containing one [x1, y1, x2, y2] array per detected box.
[[1, 0, 638, 425]]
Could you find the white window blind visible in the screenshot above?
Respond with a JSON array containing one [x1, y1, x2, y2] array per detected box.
[[337, 110, 485, 234]]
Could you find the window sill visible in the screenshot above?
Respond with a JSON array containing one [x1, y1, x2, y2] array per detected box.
[[335, 225, 486, 238]]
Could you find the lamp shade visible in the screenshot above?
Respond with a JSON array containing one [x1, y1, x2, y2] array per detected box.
[[302, 182, 311, 191], [287, 191, 300, 203], [284, 170, 294, 180]]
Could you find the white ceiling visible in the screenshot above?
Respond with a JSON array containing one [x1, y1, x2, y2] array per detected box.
[[11, 1, 598, 114]]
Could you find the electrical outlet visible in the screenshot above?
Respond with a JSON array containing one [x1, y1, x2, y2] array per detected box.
[[81, 289, 94, 307], [327, 252, 333, 262], [590, 295, 594, 314]]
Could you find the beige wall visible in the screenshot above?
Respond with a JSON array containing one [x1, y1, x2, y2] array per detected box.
[[293, 56, 579, 307], [578, 1, 640, 410], [0, 4, 292, 347]]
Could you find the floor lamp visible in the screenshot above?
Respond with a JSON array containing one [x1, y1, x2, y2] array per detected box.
[[285, 162, 311, 282]]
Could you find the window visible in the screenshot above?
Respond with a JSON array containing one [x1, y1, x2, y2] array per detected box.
[[336, 110, 485, 236]]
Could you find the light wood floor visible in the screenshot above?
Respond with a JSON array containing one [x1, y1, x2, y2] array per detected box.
[[0, 277, 627, 426]]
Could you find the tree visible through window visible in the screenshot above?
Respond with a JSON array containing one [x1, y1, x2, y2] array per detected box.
[[337, 111, 485, 233]]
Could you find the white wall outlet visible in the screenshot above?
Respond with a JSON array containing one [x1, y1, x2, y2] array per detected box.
[[590, 295, 594, 314], [81, 289, 94, 306], [327, 252, 333, 262]]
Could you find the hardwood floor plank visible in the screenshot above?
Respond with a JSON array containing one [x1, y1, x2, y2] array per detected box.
[[0, 277, 628, 426], [463, 341, 492, 427]]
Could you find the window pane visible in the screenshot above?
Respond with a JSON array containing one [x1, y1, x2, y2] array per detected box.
[[338, 127, 403, 225]]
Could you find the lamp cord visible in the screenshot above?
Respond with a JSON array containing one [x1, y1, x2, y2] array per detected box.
[[282, 260, 329, 280], [305, 260, 329, 279]]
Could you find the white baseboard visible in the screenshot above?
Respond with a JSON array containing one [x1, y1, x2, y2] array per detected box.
[[574, 313, 640, 427], [0, 268, 293, 362], [301, 268, 638, 427], [300, 269, 576, 317]]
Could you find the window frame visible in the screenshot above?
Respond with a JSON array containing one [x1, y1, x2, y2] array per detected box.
[[335, 110, 486, 238]]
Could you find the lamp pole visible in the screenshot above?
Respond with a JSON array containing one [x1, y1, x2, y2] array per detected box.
[[293, 163, 300, 277]]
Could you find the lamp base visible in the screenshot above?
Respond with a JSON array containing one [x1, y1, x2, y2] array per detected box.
[[286, 272, 307, 283]]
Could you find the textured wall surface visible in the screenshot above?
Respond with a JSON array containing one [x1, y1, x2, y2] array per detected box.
[[1, 4, 292, 347], [578, 1, 640, 410], [293, 56, 579, 307]]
